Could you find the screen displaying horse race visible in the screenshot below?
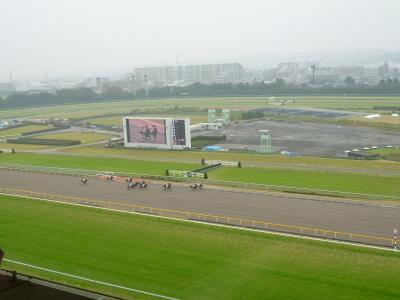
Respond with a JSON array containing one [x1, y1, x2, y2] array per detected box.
[[126, 118, 167, 144], [123, 117, 191, 149]]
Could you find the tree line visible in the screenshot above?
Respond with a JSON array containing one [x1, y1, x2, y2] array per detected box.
[[1, 79, 400, 110]]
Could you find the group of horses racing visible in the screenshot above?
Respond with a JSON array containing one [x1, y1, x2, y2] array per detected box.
[[80, 176, 204, 192], [126, 178, 148, 190]]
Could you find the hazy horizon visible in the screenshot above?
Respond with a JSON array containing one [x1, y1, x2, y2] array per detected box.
[[1, 0, 400, 81]]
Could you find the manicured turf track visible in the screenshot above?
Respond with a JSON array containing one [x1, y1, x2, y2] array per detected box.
[[0, 169, 398, 238], [1, 153, 400, 197], [0, 153, 197, 176], [1, 195, 399, 299]]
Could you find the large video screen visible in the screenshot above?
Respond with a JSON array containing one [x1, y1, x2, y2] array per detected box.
[[171, 119, 187, 146], [126, 118, 167, 144]]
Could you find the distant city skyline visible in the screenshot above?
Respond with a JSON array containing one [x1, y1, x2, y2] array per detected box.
[[1, 0, 400, 81], [2, 49, 400, 84]]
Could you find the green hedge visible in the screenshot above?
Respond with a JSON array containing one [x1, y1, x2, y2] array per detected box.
[[7, 137, 81, 146], [242, 110, 265, 120], [191, 135, 227, 147]]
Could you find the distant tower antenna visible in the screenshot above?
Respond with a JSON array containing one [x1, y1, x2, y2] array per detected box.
[[95, 77, 103, 96], [144, 75, 149, 98], [174, 54, 181, 83], [310, 65, 316, 85], [9, 68, 13, 84], [43, 67, 48, 82], [130, 73, 136, 98]]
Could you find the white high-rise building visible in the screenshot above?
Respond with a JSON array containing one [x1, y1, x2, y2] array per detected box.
[[133, 63, 245, 86]]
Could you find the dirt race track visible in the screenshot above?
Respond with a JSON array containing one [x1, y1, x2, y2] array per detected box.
[[0, 169, 399, 239]]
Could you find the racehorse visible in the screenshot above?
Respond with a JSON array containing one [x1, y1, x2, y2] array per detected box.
[[140, 182, 148, 190], [126, 177, 133, 183], [162, 183, 172, 191], [80, 178, 88, 184], [127, 182, 135, 190], [101, 175, 114, 182], [190, 183, 204, 191]]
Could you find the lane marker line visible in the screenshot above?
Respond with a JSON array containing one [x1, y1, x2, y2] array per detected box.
[[3, 259, 180, 300]]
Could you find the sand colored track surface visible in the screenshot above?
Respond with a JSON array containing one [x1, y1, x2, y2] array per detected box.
[[0, 169, 398, 238]]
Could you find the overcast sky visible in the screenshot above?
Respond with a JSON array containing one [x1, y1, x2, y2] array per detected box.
[[1, 0, 399, 81]]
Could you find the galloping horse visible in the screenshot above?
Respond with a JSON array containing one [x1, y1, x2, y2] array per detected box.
[[162, 183, 172, 191], [127, 182, 135, 190], [80, 178, 88, 184], [140, 182, 148, 190], [190, 183, 204, 191]]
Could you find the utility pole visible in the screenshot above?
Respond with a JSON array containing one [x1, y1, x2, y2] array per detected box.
[[9, 68, 13, 84], [310, 65, 316, 85], [144, 75, 149, 98], [130, 73, 136, 98]]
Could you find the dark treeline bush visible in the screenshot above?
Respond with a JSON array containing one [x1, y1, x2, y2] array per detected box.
[[7, 137, 81, 146], [1, 79, 400, 110], [191, 135, 227, 148], [242, 110, 265, 120], [0, 87, 98, 109]]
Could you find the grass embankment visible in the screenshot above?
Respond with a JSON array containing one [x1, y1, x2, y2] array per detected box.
[[370, 148, 400, 155], [0, 142, 55, 151], [191, 135, 227, 148], [369, 147, 400, 162], [0, 125, 50, 137], [0, 153, 399, 197], [1, 195, 399, 300]]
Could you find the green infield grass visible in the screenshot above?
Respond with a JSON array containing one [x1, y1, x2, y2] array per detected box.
[[60, 145, 400, 173], [282, 96, 400, 111], [85, 115, 127, 126], [0, 152, 197, 175], [209, 167, 400, 197], [1, 195, 399, 299], [2, 96, 400, 121], [36, 132, 113, 144]]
